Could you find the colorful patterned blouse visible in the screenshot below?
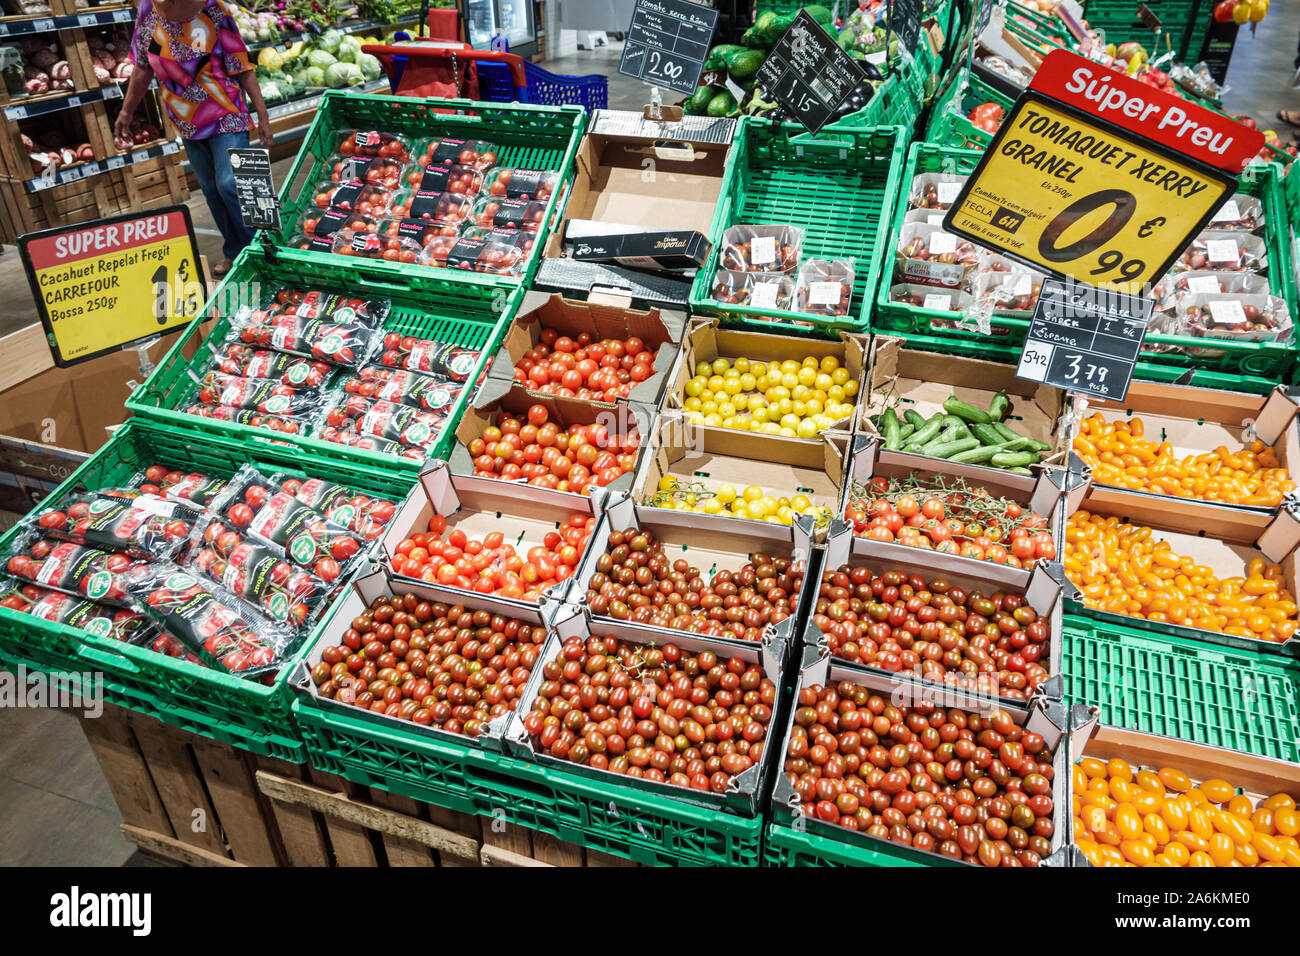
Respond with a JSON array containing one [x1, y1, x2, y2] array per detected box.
[[130, 0, 253, 140]]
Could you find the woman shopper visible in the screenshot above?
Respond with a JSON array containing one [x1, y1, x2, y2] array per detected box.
[[115, 0, 272, 278]]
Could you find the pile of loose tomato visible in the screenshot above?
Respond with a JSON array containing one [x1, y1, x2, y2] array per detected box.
[[1072, 756, 1300, 867], [389, 512, 596, 600], [844, 477, 1056, 569], [813, 564, 1050, 698], [511, 328, 656, 402], [309, 592, 545, 737], [1064, 511, 1298, 643], [784, 685, 1055, 866], [969, 102, 1003, 134], [465, 405, 640, 493], [1073, 412, 1295, 507], [522, 636, 776, 792]]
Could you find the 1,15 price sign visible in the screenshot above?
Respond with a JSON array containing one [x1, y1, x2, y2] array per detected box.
[[618, 0, 719, 96], [1015, 277, 1153, 400], [755, 9, 867, 134]]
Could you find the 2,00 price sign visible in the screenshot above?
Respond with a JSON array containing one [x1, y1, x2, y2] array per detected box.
[[618, 0, 719, 96]]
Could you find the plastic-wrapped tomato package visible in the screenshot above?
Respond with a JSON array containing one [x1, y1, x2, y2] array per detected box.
[[1205, 193, 1264, 231], [269, 474, 398, 541], [388, 188, 474, 226], [414, 136, 499, 171], [403, 161, 484, 196], [896, 223, 980, 288], [184, 515, 328, 628], [319, 392, 448, 454], [210, 341, 334, 388], [182, 403, 313, 436], [420, 234, 522, 275], [970, 270, 1042, 314], [289, 234, 337, 255], [125, 564, 295, 675], [342, 365, 464, 414], [718, 224, 802, 274], [377, 217, 460, 249], [462, 225, 537, 257], [712, 270, 795, 310], [231, 313, 377, 368], [325, 153, 407, 189], [2, 533, 146, 606], [213, 465, 366, 582], [482, 166, 559, 201], [376, 332, 480, 382], [0, 580, 156, 646], [1169, 294, 1292, 346], [335, 129, 412, 162], [311, 179, 395, 218], [909, 172, 968, 211], [796, 259, 855, 317], [889, 283, 973, 314], [29, 494, 198, 560], [194, 371, 324, 416], [1156, 270, 1271, 308], [471, 195, 546, 232], [294, 207, 376, 241], [1170, 232, 1267, 273], [330, 229, 424, 264], [248, 287, 391, 328], [314, 426, 428, 461], [151, 468, 228, 507]]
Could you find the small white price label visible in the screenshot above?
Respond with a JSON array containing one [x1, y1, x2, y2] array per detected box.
[[1210, 200, 1240, 223], [808, 281, 842, 306], [865, 50, 887, 65], [937, 181, 963, 203], [1017, 341, 1053, 382], [928, 232, 957, 255], [749, 281, 780, 308], [1207, 299, 1248, 325], [107, 155, 125, 169], [1185, 275, 1221, 294], [8, 105, 26, 120], [1205, 239, 1239, 264], [1004, 273, 1032, 296], [750, 235, 776, 266], [928, 214, 946, 226], [922, 293, 953, 311], [78, 13, 98, 26]]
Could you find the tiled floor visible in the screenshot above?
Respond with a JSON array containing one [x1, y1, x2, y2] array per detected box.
[[2, 25, 1299, 865]]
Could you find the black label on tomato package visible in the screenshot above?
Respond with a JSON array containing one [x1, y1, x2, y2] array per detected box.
[[31, 541, 133, 604], [396, 339, 479, 381], [27, 591, 151, 644], [501, 169, 544, 200], [488, 198, 531, 228], [296, 235, 334, 253], [446, 237, 487, 270], [246, 492, 359, 574], [407, 189, 449, 221], [427, 138, 467, 165], [348, 233, 384, 256], [165, 472, 229, 507], [393, 219, 434, 245], [314, 209, 353, 238], [417, 164, 453, 194], [357, 399, 443, 448], [329, 180, 366, 209], [354, 131, 380, 149]]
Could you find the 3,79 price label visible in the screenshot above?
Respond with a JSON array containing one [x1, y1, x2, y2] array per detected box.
[[944, 92, 1234, 291]]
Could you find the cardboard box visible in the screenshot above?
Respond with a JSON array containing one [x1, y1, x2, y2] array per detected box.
[[662, 316, 870, 448], [1072, 382, 1300, 537], [381, 461, 603, 613], [485, 290, 686, 411], [633, 416, 849, 542], [861, 336, 1070, 483]]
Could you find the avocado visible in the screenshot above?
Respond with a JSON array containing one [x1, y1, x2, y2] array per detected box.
[[683, 84, 718, 115], [727, 48, 766, 81], [760, 12, 796, 43], [706, 90, 737, 117], [705, 44, 746, 69]]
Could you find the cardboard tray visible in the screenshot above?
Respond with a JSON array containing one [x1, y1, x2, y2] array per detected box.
[[289, 565, 563, 756], [380, 461, 605, 615], [1067, 492, 1300, 659], [1071, 382, 1300, 537], [861, 336, 1070, 490], [768, 644, 1072, 867], [806, 521, 1067, 705], [632, 416, 850, 544], [502, 602, 784, 818], [484, 289, 687, 412]]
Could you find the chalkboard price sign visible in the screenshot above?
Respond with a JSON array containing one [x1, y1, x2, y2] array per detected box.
[[755, 10, 867, 134], [229, 147, 281, 232], [890, 0, 923, 53], [618, 0, 719, 96]]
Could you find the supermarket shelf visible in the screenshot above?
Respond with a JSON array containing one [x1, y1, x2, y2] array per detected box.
[[265, 77, 389, 121], [243, 11, 420, 53], [0, 5, 134, 36], [23, 137, 179, 192], [3, 80, 122, 121]]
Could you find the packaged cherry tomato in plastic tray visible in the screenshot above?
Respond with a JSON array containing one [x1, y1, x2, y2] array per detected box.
[[1169, 232, 1268, 274], [1160, 293, 1293, 348], [895, 223, 981, 288], [969, 270, 1043, 314], [890, 282, 974, 314], [711, 270, 795, 310], [182, 403, 313, 437], [294, 207, 377, 241], [420, 234, 523, 275], [212, 465, 368, 582], [150, 467, 229, 508], [325, 153, 408, 189], [718, 224, 802, 275], [0, 579, 156, 646], [1153, 270, 1272, 308], [471, 195, 546, 232], [124, 564, 296, 676], [342, 364, 464, 415], [29, 493, 199, 561], [335, 129, 412, 163], [184, 515, 330, 628], [376, 217, 461, 251], [244, 287, 390, 328], [413, 136, 500, 171], [330, 228, 424, 265], [796, 259, 855, 317], [193, 371, 325, 417], [311, 179, 395, 219], [387, 188, 474, 226], [208, 341, 334, 388], [909, 171, 968, 211], [314, 426, 427, 461], [288, 233, 337, 255], [462, 225, 537, 257], [1204, 193, 1264, 232], [318, 391, 448, 453], [269, 473, 399, 541], [482, 166, 560, 201], [376, 332, 480, 382], [230, 313, 378, 368], [403, 161, 484, 196], [2, 532, 146, 607]]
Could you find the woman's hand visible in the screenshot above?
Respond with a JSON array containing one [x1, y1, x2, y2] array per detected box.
[[256, 109, 273, 148], [113, 110, 135, 150]]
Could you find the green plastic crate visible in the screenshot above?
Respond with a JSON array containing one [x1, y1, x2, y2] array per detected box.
[[689, 119, 906, 336], [1062, 617, 1300, 764], [291, 698, 764, 865], [762, 821, 942, 865], [125, 250, 515, 472], [271, 90, 586, 296], [874, 143, 1300, 382], [0, 418, 417, 759], [924, 67, 1012, 150], [1082, 0, 1205, 62], [826, 73, 921, 132]]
